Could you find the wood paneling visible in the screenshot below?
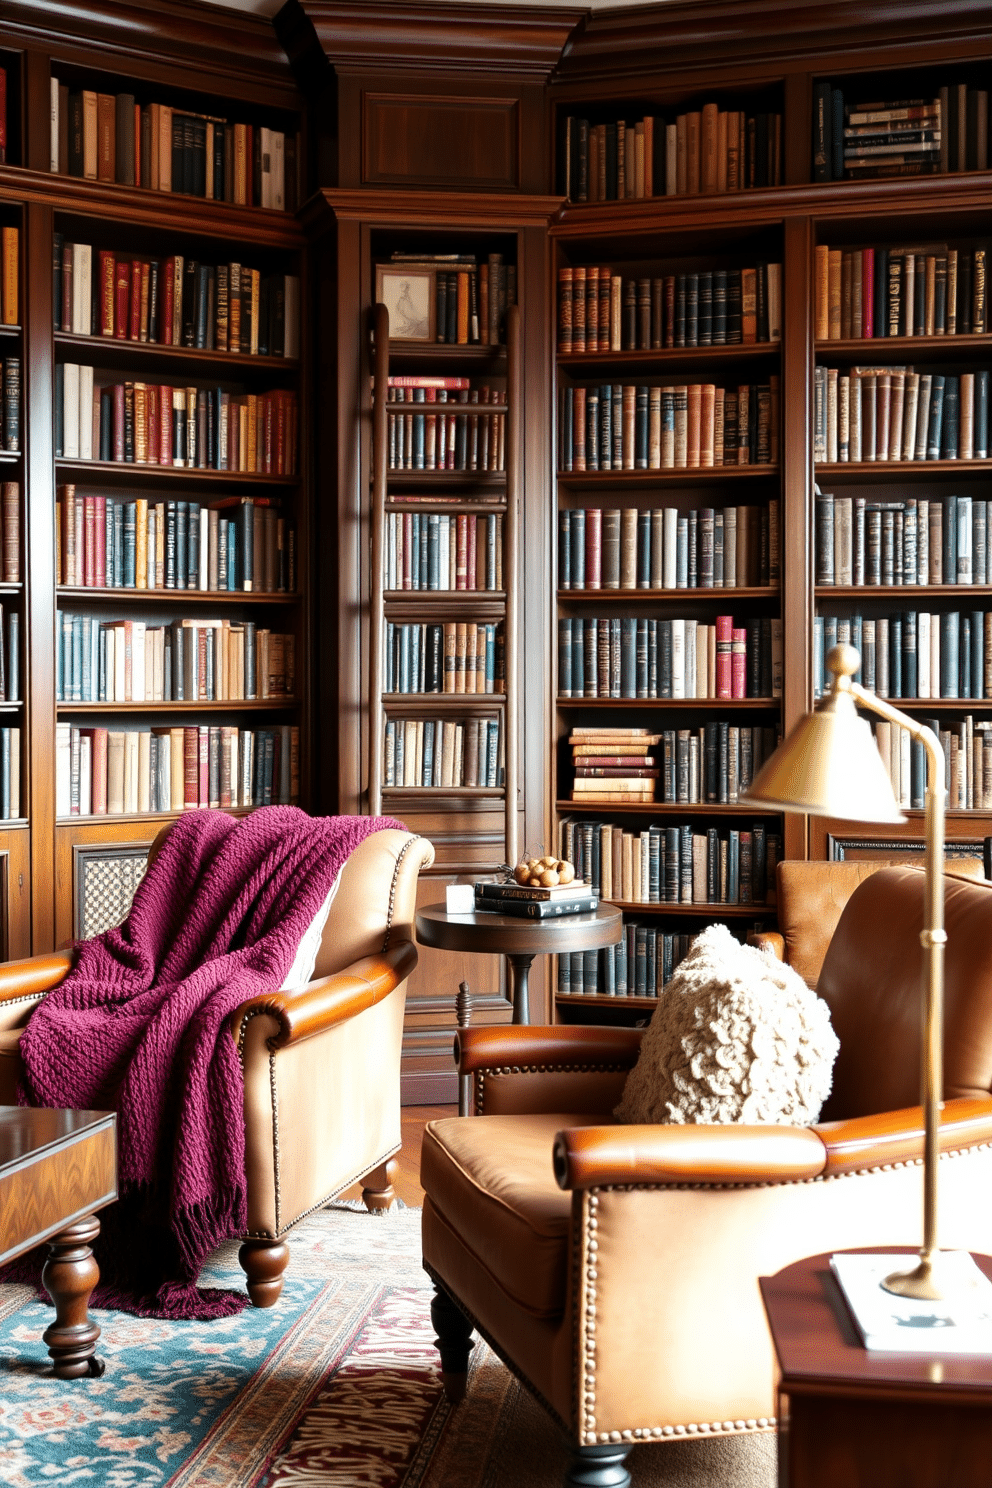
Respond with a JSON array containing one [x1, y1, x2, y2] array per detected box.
[[364, 93, 520, 191]]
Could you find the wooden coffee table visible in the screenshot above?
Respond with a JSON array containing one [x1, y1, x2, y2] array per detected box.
[[761, 1247, 992, 1488], [0, 1107, 117, 1378]]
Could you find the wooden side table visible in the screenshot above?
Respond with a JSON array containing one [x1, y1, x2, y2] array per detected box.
[[415, 902, 623, 1024], [0, 1107, 118, 1378], [760, 1247, 992, 1488]]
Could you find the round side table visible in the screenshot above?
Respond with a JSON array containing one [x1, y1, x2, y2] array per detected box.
[[415, 901, 623, 1025]]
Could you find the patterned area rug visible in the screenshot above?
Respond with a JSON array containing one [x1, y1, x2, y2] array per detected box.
[[0, 1204, 775, 1488]]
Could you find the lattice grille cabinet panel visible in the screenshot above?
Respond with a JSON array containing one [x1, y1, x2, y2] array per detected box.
[[74, 845, 151, 941]]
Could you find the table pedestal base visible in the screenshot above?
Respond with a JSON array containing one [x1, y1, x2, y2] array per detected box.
[[41, 1215, 105, 1379], [507, 953, 535, 1025], [786, 1391, 992, 1488]]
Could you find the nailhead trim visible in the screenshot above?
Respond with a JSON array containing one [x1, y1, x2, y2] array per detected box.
[[476, 1063, 628, 1116]]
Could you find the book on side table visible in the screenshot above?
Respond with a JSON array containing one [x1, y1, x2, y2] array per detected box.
[[474, 880, 598, 919]]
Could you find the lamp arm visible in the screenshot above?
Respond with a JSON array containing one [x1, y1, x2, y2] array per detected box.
[[849, 679, 945, 1269]]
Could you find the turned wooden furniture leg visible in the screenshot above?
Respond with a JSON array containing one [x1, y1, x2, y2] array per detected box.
[[566, 1442, 632, 1488], [362, 1157, 398, 1212], [456, 980, 474, 1116], [41, 1215, 105, 1379], [431, 1283, 475, 1404], [238, 1238, 290, 1307]]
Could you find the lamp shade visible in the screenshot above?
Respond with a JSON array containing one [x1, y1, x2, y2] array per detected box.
[[742, 690, 906, 823]]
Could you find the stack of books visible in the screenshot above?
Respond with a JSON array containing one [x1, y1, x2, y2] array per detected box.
[[569, 726, 660, 803], [474, 878, 597, 920]]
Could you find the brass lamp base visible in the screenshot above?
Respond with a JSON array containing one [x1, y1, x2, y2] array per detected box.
[[882, 1256, 944, 1301]]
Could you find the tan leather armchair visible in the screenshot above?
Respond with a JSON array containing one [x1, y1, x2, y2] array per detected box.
[[0, 826, 434, 1306], [421, 866, 992, 1488], [751, 856, 985, 989]]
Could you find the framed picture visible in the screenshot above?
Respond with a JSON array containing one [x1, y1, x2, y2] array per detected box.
[[376, 264, 435, 342], [826, 834, 990, 878]]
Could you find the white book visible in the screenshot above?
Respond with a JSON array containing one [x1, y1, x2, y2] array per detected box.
[[199, 508, 208, 591], [56, 723, 71, 816], [137, 730, 151, 814], [63, 363, 80, 459], [78, 364, 94, 460], [899, 725, 911, 807], [662, 507, 678, 589], [697, 623, 710, 699], [130, 621, 146, 702], [439, 517, 450, 592], [10, 729, 20, 819], [831, 1251, 992, 1353], [123, 730, 139, 814], [73, 244, 92, 335], [930, 614, 940, 699], [113, 623, 126, 702], [79, 733, 92, 816], [50, 77, 59, 173], [918, 612, 931, 697], [684, 619, 697, 697], [670, 618, 685, 698]]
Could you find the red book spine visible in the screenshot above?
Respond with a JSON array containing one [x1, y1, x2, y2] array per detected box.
[[183, 726, 198, 807], [862, 249, 874, 339], [198, 725, 209, 805], [159, 386, 172, 466], [573, 387, 586, 471], [114, 260, 129, 340], [584, 506, 602, 589], [99, 250, 115, 337], [455, 514, 468, 590], [467, 514, 477, 589], [715, 614, 733, 699], [113, 384, 125, 462], [129, 261, 141, 340], [264, 394, 274, 475], [146, 385, 159, 465], [162, 259, 174, 346], [95, 496, 106, 587], [83, 495, 96, 586], [731, 627, 747, 699]]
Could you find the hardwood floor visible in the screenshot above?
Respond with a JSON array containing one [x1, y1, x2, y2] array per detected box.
[[338, 1104, 456, 1209]]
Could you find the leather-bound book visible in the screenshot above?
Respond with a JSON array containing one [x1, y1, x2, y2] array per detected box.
[[700, 384, 715, 467], [740, 267, 757, 343], [701, 102, 719, 192]]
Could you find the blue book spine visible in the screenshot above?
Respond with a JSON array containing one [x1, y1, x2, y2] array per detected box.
[[571, 509, 585, 589], [727, 830, 740, 903], [676, 516, 689, 588], [55, 611, 63, 701], [943, 495, 958, 584], [902, 610, 917, 697], [659, 619, 672, 697], [571, 619, 584, 698], [813, 615, 824, 698], [635, 617, 649, 698], [600, 383, 612, 470], [972, 610, 984, 699], [175, 501, 188, 590], [940, 611, 960, 698], [104, 500, 114, 587], [113, 501, 124, 588], [960, 615, 972, 698], [419, 512, 428, 590], [889, 615, 902, 698], [620, 616, 636, 698], [637, 510, 651, 587], [585, 388, 599, 472], [648, 618, 658, 697], [558, 511, 571, 590], [942, 375, 960, 459], [123, 502, 137, 588], [557, 618, 572, 698], [875, 250, 889, 337], [6, 612, 17, 702], [384, 622, 394, 693], [188, 502, 201, 587], [71, 615, 82, 702], [975, 370, 989, 458], [850, 613, 863, 682]]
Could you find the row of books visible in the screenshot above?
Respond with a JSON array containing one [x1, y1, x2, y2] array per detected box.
[[871, 714, 992, 812], [556, 263, 783, 354], [815, 492, 992, 588], [55, 723, 300, 818], [813, 85, 988, 181], [384, 622, 504, 696], [385, 511, 503, 593], [558, 380, 779, 472], [558, 504, 779, 591], [384, 250, 516, 346], [56, 490, 293, 594], [561, 107, 783, 201], [558, 617, 783, 701], [558, 929, 698, 998], [813, 366, 990, 464], [565, 723, 778, 806], [56, 615, 295, 703], [813, 610, 992, 700], [53, 241, 301, 358], [0, 227, 16, 326], [383, 716, 502, 790], [813, 244, 988, 340], [558, 815, 780, 906], [50, 85, 297, 209], [386, 401, 506, 473], [0, 728, 21, 820], [0, 607, 19, 701], [0, 358, 19, 452], [55, 368, 299, 474], [0, 484, 18, 582]]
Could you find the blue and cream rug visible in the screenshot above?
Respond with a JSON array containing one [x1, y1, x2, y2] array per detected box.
[[0, 1204, 774, 1487]]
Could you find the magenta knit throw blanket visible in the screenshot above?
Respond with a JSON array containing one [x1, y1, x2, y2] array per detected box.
[[17, 807, 402, 1319]]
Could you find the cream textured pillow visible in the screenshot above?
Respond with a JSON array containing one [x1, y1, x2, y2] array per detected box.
[[614, 923, 839, 1126]]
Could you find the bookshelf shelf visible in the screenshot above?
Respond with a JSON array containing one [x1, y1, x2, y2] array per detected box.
[[556, 992, 658, 1008], [557, 586, 777, 603], [382, 693, 505, 711], [56, 586, 299, 605], [0, 325, 21, 339], [815, 460, 992, 480], [556, 799, 782, 816], [558, 466, 777, 487], [381, 785, 504, 798], [384, 471, 506, 488], [56, 806, 254, 827], [55, 460, 299, 488], [384, 596, 506, 621], [53, 332, 300, 378], [57, 699, 297, 714], [385, 342, 506, 369], [0, 453, 21, 466], [558, 344, 781, 375], [817, 585, 992, 599], [813, 335, 992, 364], [604, 899, 774, 916], [556, 696, 779, 709]]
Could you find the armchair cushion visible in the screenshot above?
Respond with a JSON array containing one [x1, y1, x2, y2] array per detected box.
[[614, 923, 839, 1127]]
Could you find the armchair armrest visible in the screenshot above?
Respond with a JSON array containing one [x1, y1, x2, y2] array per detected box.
[[0, 951, 75, 1003], [748, 930, 784, 960], [457, 1024, 643, 1073], [230, 942, 416, 1049], [815, 1097, 992, 1175], [553, 1122, 827, 1189]]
